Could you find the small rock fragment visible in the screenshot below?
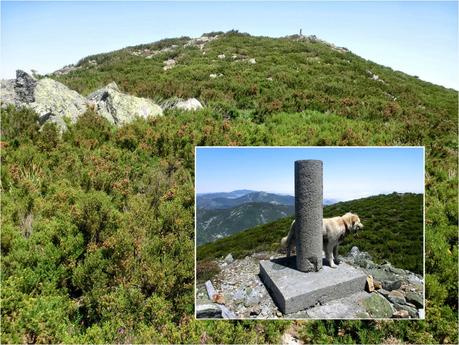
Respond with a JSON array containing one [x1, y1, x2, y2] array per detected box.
[[366, 275, 375, 292], [393, 310, 409, 318]]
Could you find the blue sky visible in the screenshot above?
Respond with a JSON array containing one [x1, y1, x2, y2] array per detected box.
[[1, 1, 457, 89], [195, 147, 424, 201]]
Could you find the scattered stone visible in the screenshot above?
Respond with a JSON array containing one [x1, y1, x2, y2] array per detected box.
[[174, 98, 203, 111], [393, 303, 417, 318], [15, 70, 37, 103], [266, 77, 273, 81], [218, 54, 226, 59], [276, 311, 283, 317], [224, 253, 234, 264], [373, 279, 382, 290], [362, 293, 395, 318], [231, 54, 238, 59], [405, 292, 423, 308], [382, 280, 402, 291], [392, 310, 409, 318], [87, 82, 162, 125], [163, 59, 176, 70], [387, 290, 406, 305], [366, 276, 375, 292], [248, 58, 256, 64]]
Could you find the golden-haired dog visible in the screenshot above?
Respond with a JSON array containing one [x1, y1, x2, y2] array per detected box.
[[280, 212, 363, 268]]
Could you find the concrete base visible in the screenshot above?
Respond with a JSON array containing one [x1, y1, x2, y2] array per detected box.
[[259, 256, 367, 314]]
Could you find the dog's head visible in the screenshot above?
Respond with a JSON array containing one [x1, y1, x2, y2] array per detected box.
[[343, 212, 363, 232]]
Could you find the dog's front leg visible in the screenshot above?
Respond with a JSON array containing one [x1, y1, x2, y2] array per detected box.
[[326, 243, 338, 268]]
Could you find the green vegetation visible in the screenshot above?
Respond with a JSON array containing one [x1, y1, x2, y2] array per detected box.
[[1, 32, 457, 344], [197, 193, 423, 274]]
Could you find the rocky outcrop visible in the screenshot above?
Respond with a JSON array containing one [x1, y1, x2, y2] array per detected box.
[[1, 71, 166, 130], [87, 82, 163, 125], [196, 247, 424, 319]]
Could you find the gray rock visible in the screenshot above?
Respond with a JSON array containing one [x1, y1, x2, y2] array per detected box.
[[387, 290, 406, 305], [362, 293, 395, 318], [244, 289, 260, 307], [405, 291, 423, 308], [382, 280, 402, 291], [232, 288, 246, 304], [15, 70, 37, 103], [0, 79, 16, 107], [87, 82, 162, 125], [393, 303, 417, 318], [31, 78, 88, 124], [224, 253, 234, 264], [174, 98, 203, 111], [349, 246, 360, 257]]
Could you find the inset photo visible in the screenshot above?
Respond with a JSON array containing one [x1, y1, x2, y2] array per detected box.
[[195, 147, 424, 320]]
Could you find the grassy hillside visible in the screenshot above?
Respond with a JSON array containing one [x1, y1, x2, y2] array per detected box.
[[197, 202, 294, 245], [1, 31, 457, 344], [197, 193, 423, 274]]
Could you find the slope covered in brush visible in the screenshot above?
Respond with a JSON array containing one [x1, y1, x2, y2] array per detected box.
[[53, 32, 456, 129], [1, 31, 457, 343]]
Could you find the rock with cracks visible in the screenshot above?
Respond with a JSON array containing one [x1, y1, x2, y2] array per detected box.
[[87, 82, 163, 125]]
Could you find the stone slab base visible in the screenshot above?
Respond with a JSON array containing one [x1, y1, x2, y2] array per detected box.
[[259, 256, 367, 314]]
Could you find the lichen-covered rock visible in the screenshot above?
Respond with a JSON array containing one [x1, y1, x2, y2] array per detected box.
[[362, 293, 395, 318], [87, 82, 162, 125], [0, 79, 16, 107], [31, 78, 88, 124]]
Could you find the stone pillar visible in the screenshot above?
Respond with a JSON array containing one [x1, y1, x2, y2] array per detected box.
[[295, 160, 323, 272]]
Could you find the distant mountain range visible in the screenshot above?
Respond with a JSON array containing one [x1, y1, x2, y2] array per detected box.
[[196, 190, 337, 244], [196, 202, 295, 245]]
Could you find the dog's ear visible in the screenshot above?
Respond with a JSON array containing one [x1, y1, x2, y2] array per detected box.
[[351, 214, 359, 225], [342, 213, 352, 228]]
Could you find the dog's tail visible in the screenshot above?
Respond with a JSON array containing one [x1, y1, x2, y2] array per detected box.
[[280, 219, 295, 248]]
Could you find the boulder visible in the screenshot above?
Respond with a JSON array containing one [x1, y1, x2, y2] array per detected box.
[[174, 98, 203, 111], [31, 77, 88, 124], [387, 290, 406, 305], [87, 82, 162, 125], [362, 293, 395, 318], [405, 291, 423, 308], [15, 70, 37, 103]]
